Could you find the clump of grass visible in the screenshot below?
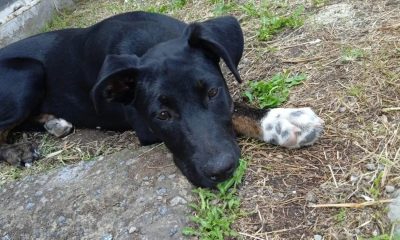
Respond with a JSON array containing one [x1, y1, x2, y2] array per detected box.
[[244, 71, 307, 108], [370, 171, 384, 199], [209, 1, 305, 40], [258, 5, 304, 41], [312, 0, 329, 7], [183, 158, 248, 239], [335, 208, 347, 223], [360, 234, 391, 240], [347, 85, 364, 98], [341, 47, 365, 63], [146, 0, 188, 13]]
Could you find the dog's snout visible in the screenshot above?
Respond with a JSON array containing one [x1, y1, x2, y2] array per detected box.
[[204, 154, 238, 182]]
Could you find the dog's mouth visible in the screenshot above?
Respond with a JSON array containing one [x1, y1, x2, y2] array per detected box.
[[173, 155, 239, 188]]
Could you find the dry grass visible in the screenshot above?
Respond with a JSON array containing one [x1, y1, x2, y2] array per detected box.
[[0, 0, 399, 239]]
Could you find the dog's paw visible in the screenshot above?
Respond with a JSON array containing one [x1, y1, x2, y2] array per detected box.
[[0, 143, 40, 167], [260, 108, 324, 148], [44, 118, 73, 138]]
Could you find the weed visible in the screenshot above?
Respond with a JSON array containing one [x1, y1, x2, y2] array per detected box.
[[360, 234, 391, 240], [312, 0, 329, 7], [341, 47, 365, 63], [146, 0, 188, 13], [183, 158, 247, 239], [212, 0, 236, 16], [244, 71, 307, 108], [347, 85, 364, 98], [335, 208, 347, 223], [238, 2, 259, 17], [208, 0, 304, 40], [370, 171, 384, 199], [258, 5, 304, 41]]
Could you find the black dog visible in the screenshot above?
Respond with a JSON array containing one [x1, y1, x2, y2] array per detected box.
[[0, 12, 323, 187]]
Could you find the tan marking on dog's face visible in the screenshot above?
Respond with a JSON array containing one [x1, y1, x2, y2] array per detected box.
[[232, 115, 263, 140]]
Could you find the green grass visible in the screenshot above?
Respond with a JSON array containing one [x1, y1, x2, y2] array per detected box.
[[360, 234, 391, 240], [244, 71, 307, 108], [347, 85, 364, 98], [312, 0, 329, 7], [183, 158, 248, 239], [209, 0, 305, 40], [335, 208, 347, 223], [370, 171, 384, 199], [258, 5, 304, 41], [146, 0, 188, 13], [341, 47, 365, 63]]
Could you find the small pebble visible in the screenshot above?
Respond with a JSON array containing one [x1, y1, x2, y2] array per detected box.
[[156, 187, 167, 196], [101, 234, 113, 240], [306, 192, 317, 203], [169, 226, 178, 236], [128, 226, 137, 234], [385, 185, 395, 193], [350, 175, 358, 183], [57, 216, 66, 225], [339, 107, 346, 113], [170, 196, 187, 206], [314, 234, 323, 240], [158, 206, 168, 215], [157, 175, 166, 181], [1, 234, 11, 240], [25, 202, 35, 210], [366, 163, 376, 171]]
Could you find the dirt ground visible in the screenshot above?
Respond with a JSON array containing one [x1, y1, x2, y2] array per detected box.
[[1, 0, 399, 239]]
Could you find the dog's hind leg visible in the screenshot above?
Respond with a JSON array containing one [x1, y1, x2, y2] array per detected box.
[[0, 58, 45, 166], [232, 103, 324, 148]]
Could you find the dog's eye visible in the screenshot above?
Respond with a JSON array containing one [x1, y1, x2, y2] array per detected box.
[[157, 111, 171, 120], [208, 88, 218, 98]]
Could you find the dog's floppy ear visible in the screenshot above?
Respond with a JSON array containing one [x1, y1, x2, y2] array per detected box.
[[91, 54, 141, 112], [185, 16, 244, 83]]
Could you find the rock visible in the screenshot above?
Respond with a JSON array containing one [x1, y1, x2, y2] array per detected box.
[[385, 185, 395, 193], [388, 192, 400, 237], [128, 226, 137, 234], [0, 146, 193, 239], [101, 234, 113, 240], [314, 234, 323, 240], [170, 196, 187, 206], [365, 163, 376, 171], [306, 191, 317, 203]]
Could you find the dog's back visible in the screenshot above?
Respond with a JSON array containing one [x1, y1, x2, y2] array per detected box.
[[0, 12, 188, 130]]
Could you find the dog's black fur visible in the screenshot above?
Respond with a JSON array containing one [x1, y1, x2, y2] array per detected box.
[[0, 12, 245, 187]]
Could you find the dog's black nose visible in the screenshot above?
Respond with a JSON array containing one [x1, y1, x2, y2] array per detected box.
[[204, 155, 237, 182]]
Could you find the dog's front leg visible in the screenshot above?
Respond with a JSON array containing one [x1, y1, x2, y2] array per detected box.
[[232, 103, 324, 148]]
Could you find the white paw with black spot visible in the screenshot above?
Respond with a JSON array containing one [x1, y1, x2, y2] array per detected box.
[[44, 118, 73, 138], [260, 108, 324, 148]]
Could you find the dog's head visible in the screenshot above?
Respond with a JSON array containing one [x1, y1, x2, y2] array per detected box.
[[91, 16, 243, 188]]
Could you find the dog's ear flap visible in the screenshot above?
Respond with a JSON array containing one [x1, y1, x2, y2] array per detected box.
[[91, 54, 141, 112], [185, 16, 244, 83]]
